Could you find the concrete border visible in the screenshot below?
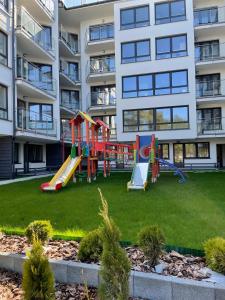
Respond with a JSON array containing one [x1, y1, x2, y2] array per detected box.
[[0, 174, 54, 186], [0, 252, 224, 300]]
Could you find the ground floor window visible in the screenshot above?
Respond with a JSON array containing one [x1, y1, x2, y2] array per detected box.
[[159, 144, 169, 159], [0, 84, 7, 119], [28, 144, 43, 163], [183, 142, 210, 159], [123, 106, 189, 132]]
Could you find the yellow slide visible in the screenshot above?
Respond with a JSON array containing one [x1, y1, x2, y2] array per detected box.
[[41, 155, 82, 191]]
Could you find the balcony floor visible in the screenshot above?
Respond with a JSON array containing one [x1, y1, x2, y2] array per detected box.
[[59, 72, 80, 88], [59, 39, 80, 59], [18, 0, 54, 23]]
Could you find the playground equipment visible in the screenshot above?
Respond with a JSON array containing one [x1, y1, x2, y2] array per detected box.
[[41, 111, 186, 192]]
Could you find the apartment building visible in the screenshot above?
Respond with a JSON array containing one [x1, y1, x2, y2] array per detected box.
[[1, 0, 225, 178]]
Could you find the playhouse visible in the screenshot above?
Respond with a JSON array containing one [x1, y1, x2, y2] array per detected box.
[[40, 111, 186, 192]]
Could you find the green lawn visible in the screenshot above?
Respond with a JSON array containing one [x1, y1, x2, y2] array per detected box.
[[0, 172, 225, 249]]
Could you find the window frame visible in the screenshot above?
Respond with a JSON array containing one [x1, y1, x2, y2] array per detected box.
[[28, 103, 53, 129], [123, 105, 189, 132], [121, 39, 151, 64], [28, 144, 44, 163], [184, 142, 210, 159], [155, 0, 186, 25], [0, 83, 8, 120], [156, 34, 188, 60], [0, 30, 8, 66], [61, 89, 80, 109], [122, 70, 189, 99], [120, 5, 150, 30], [89, 23, 114, 42]]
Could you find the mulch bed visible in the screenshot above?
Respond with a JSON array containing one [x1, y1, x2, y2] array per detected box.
[[0, 234, 209, 281]]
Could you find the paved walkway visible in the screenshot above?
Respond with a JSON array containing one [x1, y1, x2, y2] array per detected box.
[[0, 173, 54, 186]]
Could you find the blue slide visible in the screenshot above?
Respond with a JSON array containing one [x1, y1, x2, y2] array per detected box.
[[157, 158, 187, 184]]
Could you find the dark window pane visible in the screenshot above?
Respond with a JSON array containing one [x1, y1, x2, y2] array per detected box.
[[124, 111, 138, 125]]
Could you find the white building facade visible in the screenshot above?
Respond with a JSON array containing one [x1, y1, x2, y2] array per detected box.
[[1, 0, 225, 178]]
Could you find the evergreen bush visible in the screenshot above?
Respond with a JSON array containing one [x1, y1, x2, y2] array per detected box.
[[25, 220, 53, 245], [138, 225, 165, 268], [98, 188, 131, 300], [204, 237, 225, 274]]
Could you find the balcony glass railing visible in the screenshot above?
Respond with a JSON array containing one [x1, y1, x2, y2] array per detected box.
[[90, 56, 115, 75], [194, 6, 225, 26], [17, 57, 56, 96], [197, 117, 225, 135], [17, 108, 57, 137], [90, 91, 116, 106], [17, 8, 55, 56], [195, 42, 225, 62], [60, 60, 80, 83], [61, 99, 80, 111], [38, 0, 55, 18], [196, 80, 224, 98], [59, 25, 79, 54], [87, 23, 114, 43]]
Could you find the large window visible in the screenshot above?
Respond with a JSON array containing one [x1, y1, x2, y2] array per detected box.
[[184, 143, 210, 159], [0, 84, 7, 120], [121, 5, 150, 30], [155, 0, 186, 25], [123, 106, 189, 132], [0, 31, 7, 66], [121, 40, 150, 63], [29, 103, 53, 129], [61, 90, 79, 110], [122, 70, 188, 98], [28, 144, 43, 163], [89, 23, 114, 41], [156, 35, 187, 59]]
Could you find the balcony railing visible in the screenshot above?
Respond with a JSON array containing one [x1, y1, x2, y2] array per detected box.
[[17, 56, 56, 97], [38, 0, 55, 18], [60, 60, 80, 83], [0, 0, 8, 10], [59, 25, 79, 54], [89, 56, 115, 75], [196, 80, 225, 98], [86, 23, 114, 44], [63, 0, 111, 8], [61, 99, 80, 111], [194, 6, 225, 27], [195, 42, 225, 62], [17, 108, 57, 137], [17, 8, 55, 56], [197, 117, 225, 135], [90, 91, 116, 107]]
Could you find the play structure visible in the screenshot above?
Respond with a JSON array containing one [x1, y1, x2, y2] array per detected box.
[[40, 111, 186, 192]]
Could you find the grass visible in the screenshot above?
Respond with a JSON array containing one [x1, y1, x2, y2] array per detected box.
[[0, 172, 225, 249]]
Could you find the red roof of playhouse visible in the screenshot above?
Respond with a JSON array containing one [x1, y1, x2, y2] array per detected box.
[[70, 111, 96, 125], [94, 119, 110, 130]]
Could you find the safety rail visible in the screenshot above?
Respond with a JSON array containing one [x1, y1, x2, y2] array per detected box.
[[38, 0, 55, 18], [197, 117, 225, 136], [194, 6, 225, 27], [60, 60, 80, 84], [61, 99, 80, 112], [89, 91, 116, 107], [85, 23, 114, 45], [59, 25, 80, 54], [17, 56, 57, 97], [17, 108, 57, 137], [17, 7, 55, 56], [195, 42, 225, 62], [196, 79, 225, 98]]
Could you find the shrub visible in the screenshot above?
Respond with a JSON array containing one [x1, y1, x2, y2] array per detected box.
[[78, 229, 103, 262], [98, 188, 131, 300], [138, 225, 165, 268], [22, 238, 55, 300], [204, 237, 225, 274], [25, 220, 53, 245]]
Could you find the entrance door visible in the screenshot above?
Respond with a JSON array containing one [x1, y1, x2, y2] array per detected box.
[[174, 144, 184, 167]]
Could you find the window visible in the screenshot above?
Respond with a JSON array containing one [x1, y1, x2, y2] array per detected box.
[[156, 35, 187, 59], [0, 0, 8, 10], [28, 145, 43, 163], [194, 7, 218, 26], [14, 143, 19, 164], [61, 90, 79, 110], [36, 26, 52, 51], [159, 144, 169, 159], [29, 103, 53, 130], [184, 143, 209, 159], [0, 84, 7, 120], [155, 0, 186, 24], [122, 70, 188, 98], [121, 5, 149, 30], [89, 23, 114, 41], [0, 31, 7, 66], [121, 40, 150, 63], [123, 106, 189, 132]]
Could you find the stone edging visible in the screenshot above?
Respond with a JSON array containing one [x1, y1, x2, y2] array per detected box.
[[0, 252, 224, 300]]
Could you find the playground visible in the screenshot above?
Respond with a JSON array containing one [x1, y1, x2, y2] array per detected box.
[[0, 171, 225, 249]]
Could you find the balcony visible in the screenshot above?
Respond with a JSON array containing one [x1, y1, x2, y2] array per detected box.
[[59, 25, 80, 58], [16, 8, 55, 60], [16, 108, 57, 139], [88, 91, 116, 111], [63, 0, 112, 8], [16, 56, 56, 101], [196, 80, 225, 103], [19, 0, 55, 22], [86, 23, 115, 53], [60, 99, 80, 115], [197, 117, 225, 136], [87, 56, 115, 82], [60, 60, 80, 87], [194, 6, 225, 34], [195, 42, 225, 69]]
